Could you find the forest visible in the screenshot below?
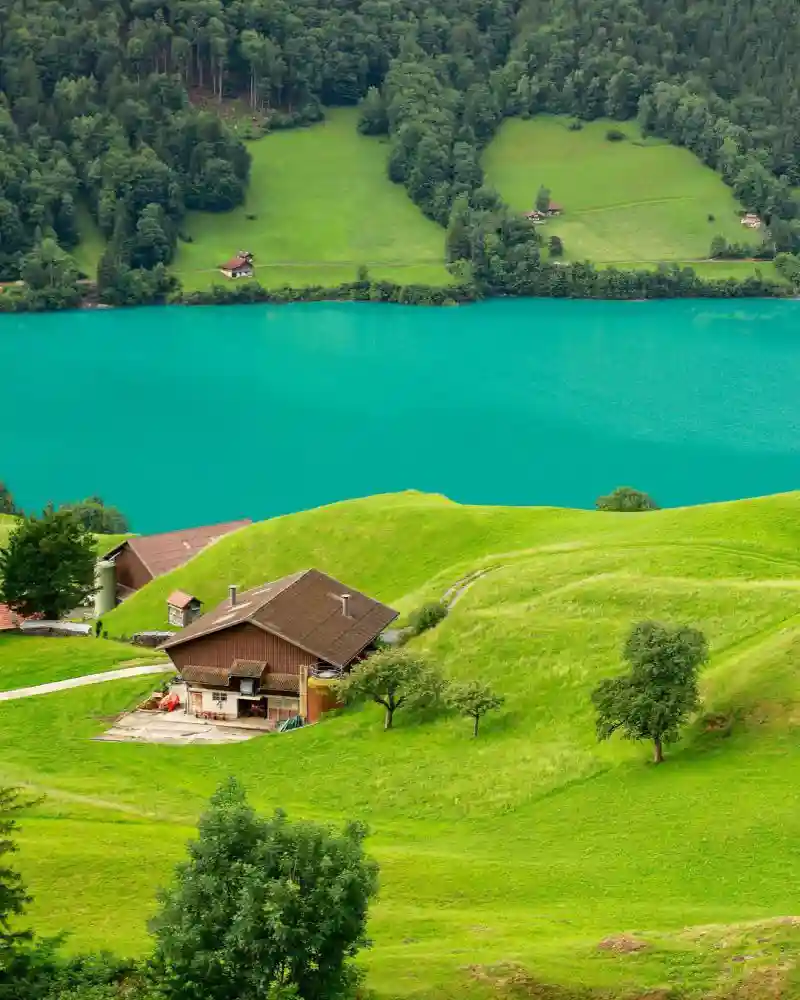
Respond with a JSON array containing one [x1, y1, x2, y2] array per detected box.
[[0, 0, 797, 307]]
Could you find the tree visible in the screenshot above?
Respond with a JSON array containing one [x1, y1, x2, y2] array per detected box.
[[0, 511, 96, 619], [709, 235, 728, 258], [535, 185, 551, 213], [548, 235, 564, 257], [150, 778, 379, 1000], [595, 487, 659, 512], [0, 481, 17, 515], [357, 87, 388, 135], [591, 621, 708, 763], [20, 238, 79, 290], [0, 787, 32, 955], [59, 497, 128, 534], [336, 649, 446, 730], [448, 680, 504, 737], [408, 601, 448, 635]]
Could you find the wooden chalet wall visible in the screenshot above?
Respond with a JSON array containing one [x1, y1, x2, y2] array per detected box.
[[114, 546, 153, 593], [166, 622, 317, 677]]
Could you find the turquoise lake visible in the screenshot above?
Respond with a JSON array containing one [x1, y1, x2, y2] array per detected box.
[[2, 298, 800, 533]]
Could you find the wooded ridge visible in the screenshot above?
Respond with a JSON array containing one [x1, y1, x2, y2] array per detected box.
[[0, 0, 797, 307]]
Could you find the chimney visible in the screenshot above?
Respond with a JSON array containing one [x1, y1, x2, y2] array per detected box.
[[229, 585, 237, 608], [340, 593, 351, 617]]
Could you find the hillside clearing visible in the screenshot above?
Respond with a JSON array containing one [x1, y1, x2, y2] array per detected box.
[[484, 117, 750, 264], [5, 491, 800, 997], [172, 108, 450, 291]]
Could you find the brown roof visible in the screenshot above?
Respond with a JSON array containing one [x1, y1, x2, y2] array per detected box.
[[263, 673, 300, 694], [0, 604, 18, 631], [180, 664, 231, 686], [105, 520, 252, 581], [220, 256, 252, 271], [167, 590, 201, 610], [230, 659, 267, 678], [162, 569, 398, 668]]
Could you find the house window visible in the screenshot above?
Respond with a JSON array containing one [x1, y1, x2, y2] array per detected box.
[[269, 696, 299, 711], [240, 678, 255, 696], [212, 691, 228, 705]]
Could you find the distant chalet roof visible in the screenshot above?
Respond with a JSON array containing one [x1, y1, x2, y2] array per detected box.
[[220, 256, 252, 271], [104, 520, 252, 580], [0, 604, 18, 631], [167, 590, 201, 610], [162, 568, 398, 669], [548, 201, 563, 211]]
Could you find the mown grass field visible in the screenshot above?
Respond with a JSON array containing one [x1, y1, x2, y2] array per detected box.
[[6, 491, 800, 999], [172, 108, 450, 291], [0, 635, 166, 692], [484, 116, 757, 267]]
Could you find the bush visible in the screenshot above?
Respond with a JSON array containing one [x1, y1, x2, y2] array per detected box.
[[567, 120, 583, 131], [605, 128, 626, 142], [596, 487, 659, 512], [177, 232, 193, 243], [548, 235, 564, 258], [245, 213, 257, 221], [409, 601, 448, 635], [707, 213, 715, 222]]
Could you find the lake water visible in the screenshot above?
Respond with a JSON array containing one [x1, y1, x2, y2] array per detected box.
[[2, 299, 800, 533]]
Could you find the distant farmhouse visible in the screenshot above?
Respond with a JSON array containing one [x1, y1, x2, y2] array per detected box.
[[524, 201, 564, 223], [100, 520, 251, 605], [219, 250, 255, 279], [740, 213, 762, 230], [160, 569, 398, 727]]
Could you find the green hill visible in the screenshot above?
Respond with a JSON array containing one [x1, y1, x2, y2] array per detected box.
[[172, 108, 450, 292], [5, 491, 800, 998], [484, 116, 776, 277]]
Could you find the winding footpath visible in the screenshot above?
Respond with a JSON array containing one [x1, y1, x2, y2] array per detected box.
[[0, 664, 169, 702]]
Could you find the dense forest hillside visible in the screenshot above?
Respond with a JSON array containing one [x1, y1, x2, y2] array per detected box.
[[0, 0, 797, 307]]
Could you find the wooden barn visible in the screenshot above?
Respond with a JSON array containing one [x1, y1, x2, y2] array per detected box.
[[102, 519, 251, 602], [160, 569, 397, 727], [219, 251, 254, 279]]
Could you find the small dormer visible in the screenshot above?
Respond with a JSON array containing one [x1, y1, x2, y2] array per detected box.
[[167, 590, 204, 628]]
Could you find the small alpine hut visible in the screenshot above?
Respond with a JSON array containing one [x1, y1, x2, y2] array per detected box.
[[166, 591, 203, 628], [546, 201, 563, 216], [219, 251, 254, 279]]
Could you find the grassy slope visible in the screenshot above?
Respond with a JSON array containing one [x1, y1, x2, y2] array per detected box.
[[484, 116, 780, 278], [0, 635, 166, 692], [8, 491, 800, 998], [173, 108, 450, 291]]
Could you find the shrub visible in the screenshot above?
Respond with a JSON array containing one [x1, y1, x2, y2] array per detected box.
[[409, 601, 448, 635], [596, 487, 659, 512], [567, 120, 583, 131], [245, 213, 257, 221], [605, 128, 626, 142], [707, 213, 716, 222], [548, 235, 564, 258]]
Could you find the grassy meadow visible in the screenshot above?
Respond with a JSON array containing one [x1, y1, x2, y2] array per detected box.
[[484, 116, 757, 267], [0, 635, 166, 692], [5, 491, 800, 998], [172, 108, 450, 291]]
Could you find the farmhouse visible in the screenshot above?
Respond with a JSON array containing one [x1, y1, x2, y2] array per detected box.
[[101, 519, 251, 603], [219, 251, 254, 279], [167, 590, 203, 628], [0, 604, 19, 631], [160, 569, 398, 727], [546, 201, 563, 216], [741, 213, 762, 229]]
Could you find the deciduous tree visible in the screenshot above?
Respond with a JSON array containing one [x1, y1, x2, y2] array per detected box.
[[596, 487, 659, 512], [337, 649, 446, 730], [448, 680, 504, 737], [0, 510, 96, 619], [150, 778, 379, 1000], [592, 621, 708, 763]]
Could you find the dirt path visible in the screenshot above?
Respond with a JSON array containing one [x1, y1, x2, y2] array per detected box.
[[0, 664, 170, 702]]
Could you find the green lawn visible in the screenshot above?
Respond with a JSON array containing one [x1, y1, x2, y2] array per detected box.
[[173, 107, 450, 291], [484, 116, 750, 264], [72, 202, 105, 280], [0, 635, 167, 692], [7, 491, 800, 998]]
